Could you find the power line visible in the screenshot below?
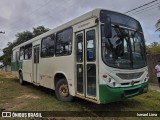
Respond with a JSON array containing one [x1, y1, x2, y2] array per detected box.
[[125, 0, 159, 14], [0, 0, 52, 29], [1, 0, 74, 50], [128, 2, 160, 16], [1, 0, 75, 36], [1, 0, 72, 32], [5, 0, 74, 31], [6, 0, 158, 32], [4, 0, 159, 41]]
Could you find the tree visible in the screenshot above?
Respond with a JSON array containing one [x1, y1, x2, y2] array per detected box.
[[150, 42, 159, 47], [146, 42, 160, 54], [33, 26, 50, 37], [15, 31, 33, 45], [0, 42, 15, 66], [0, 26, 50, 66], [15, 26, 49, 45]]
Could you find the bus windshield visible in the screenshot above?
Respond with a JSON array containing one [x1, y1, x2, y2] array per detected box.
[[101, 25, 147, 69]]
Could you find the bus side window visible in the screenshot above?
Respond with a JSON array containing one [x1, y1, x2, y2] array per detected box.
[[16, 51, 19, 61], [56, 28, 73, 56], [24, 44, 32, 60], [20, 47, 24, 60], [41, 35, 55, 57], [76, 34, 83, 62], [12, 50, 19, 62], [86, 30, 96, 61], [12, 50, 16, 62]]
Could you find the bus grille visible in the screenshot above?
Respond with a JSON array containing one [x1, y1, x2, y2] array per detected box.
[[124, 88, 139, 95], [116, 72, 144, 80], [121, 81, 140, 86]]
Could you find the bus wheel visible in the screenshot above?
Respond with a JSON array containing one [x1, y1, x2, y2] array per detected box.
[[19, 72, 25, 85], [55, 78, 73, 102]]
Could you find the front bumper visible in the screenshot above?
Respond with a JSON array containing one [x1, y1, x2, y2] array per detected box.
[[99, 82, 148, 104]]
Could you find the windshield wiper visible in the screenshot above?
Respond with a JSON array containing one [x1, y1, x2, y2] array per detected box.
[[114, 25, 128, 38], [113, 25, 132, 68]]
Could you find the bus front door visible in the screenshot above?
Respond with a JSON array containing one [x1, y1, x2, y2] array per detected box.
[[33, 46, 40, 84], [76, 27, 97, 99]]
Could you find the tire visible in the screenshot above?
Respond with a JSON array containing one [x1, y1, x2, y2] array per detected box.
[[55, 78, 74, 102], [19, 72, 25, 85]]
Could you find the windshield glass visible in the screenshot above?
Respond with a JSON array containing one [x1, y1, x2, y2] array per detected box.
[[101, 25, 146, 69], [100, 10, 143, 32]]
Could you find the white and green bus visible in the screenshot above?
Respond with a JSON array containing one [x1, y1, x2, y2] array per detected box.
[[11, 9, 148, 104]]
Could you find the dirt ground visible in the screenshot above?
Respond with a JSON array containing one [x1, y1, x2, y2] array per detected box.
[[1, 71, 160, 119], [0, 71, 14, 79]]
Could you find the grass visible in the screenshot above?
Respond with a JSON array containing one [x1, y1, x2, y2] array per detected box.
[[0, 72, 160, 120]]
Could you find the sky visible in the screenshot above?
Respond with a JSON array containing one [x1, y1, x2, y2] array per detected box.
[[0, 0, 160, 56]]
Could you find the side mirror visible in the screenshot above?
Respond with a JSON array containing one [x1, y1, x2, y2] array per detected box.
[[104, 16, 112, 38]]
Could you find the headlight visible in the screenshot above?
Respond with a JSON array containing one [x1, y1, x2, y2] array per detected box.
[[103, 75, 120, 87], [143, 73, 149, 82], [143, 78, 149, 82]]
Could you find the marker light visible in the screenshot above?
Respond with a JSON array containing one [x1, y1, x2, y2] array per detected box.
[[103, 74, 108, 78]]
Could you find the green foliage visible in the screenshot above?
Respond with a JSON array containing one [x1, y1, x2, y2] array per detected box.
[[15, 31, 33, 45], [0, 26, 50, 66], [146, 20, 160, 54], [0, 42, 15, 65], [33, 26, 50, 37], [15, 26, 49, 46], [145, 19, 160, 54], [146, 42, 160, 54]]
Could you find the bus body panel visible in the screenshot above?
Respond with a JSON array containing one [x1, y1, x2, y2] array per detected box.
[[99, 82, 148, 104], [11, 8, 148, 104], [39, 55, 75, 95], [23, 60, 32, 83]]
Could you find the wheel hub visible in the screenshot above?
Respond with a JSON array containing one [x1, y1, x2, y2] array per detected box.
[[59, 84, 69, 97]]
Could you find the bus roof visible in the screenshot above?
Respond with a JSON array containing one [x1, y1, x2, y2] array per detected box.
[[13, 8, 102, 50], [12, 8, 138, 50]]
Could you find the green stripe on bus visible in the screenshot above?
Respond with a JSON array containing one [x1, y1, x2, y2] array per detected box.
[[11, 61, 23, 71], [99, 82, 148, 104]]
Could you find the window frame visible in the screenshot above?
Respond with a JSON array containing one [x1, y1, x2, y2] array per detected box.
[[101, 24, 146, 70], [19, 46, 25, 60], [55, 27, 73, 57], [76, 33, 83, 62], [12, 50, 16, 62], [86, 29, 96, 62], [41, 34, 55, 58], [16, 51, 20, 61], [24, 43, 32, 60]]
